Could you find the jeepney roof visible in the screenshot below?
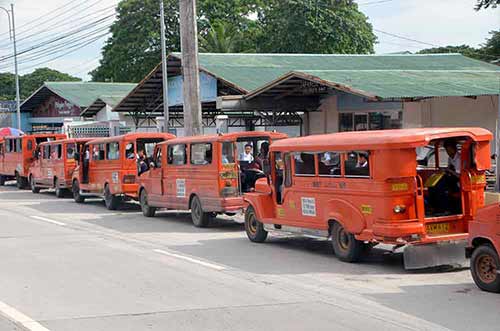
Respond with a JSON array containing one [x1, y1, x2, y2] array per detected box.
[[86, 132, 175, 145], [159, 131, 288, 145], [37, 138, 93, 146], [1, 133, 67, 140], [270, 128, 492, 152]]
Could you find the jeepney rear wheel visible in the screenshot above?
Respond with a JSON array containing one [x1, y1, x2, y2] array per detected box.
[[331, 222, 363, 263], [15, 172, 24, 189], [72, 180, 85, 203], [104, 184, 120, 211], [30, 175, 40, 194], [190, 195, 211, 228], [244, 206, 268, 243], [54, 178, 66, 198], [140, 189, 156, 217], [0, 175, 5, 186], [471, 244, 500, 293]]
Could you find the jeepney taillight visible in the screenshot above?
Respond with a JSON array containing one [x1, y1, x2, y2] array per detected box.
[[123, 175, 136, 184]]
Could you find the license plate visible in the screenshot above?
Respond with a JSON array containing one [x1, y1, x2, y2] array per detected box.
[[426, 222, 450, 234]]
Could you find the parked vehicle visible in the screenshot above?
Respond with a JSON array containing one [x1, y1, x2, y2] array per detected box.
[[243, 128, 492, 269], [29, 138, 92, 197], [0, 133, 67, 188], [466, 203, 500, 293], [72, 133, 175, 210], [139, 131, 287, 227]]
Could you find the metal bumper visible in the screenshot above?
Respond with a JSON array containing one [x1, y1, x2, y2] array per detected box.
[[403, 240, 469, 270]]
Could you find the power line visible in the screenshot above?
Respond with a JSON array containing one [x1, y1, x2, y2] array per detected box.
[[358, 0, 393, 5], [373, 29, 439, 47]]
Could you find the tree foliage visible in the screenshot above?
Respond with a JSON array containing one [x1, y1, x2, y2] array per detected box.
[[475, 0, 499, 10], [0, 68, 80, 101], [255, 0, 376, 54], [91, 0, 376, 82], [418, 30, 500, 65]]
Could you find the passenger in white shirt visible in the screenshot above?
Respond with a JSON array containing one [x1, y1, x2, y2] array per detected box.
[[239, 144, 254, 162], [444, 140, 461, 177]]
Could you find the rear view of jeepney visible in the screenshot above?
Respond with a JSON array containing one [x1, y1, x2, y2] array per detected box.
[[373, 129, 492, 269]]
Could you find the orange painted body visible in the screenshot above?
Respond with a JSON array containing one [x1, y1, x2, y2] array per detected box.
[[467, 203, 500, 256], [245, 128, 492, 246], [29, 138, 92, 189], [0, 134, 67, 181], [139, 131, 287, 214], [73, 133, 175, 199]]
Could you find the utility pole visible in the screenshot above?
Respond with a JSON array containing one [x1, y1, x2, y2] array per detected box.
[[159, 0, 169, 133], [0, 4, 21, 130], [179, 0, 202, 136]]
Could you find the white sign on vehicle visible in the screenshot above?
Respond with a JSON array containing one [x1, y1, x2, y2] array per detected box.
[[47, 169, 53, 178], [176, 179, 186, 198], [301, 197, 316, 217], [112, 172, 119, 184]]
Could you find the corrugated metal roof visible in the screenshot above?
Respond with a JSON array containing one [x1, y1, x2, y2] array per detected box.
[[184, 53, 500, 98], [21, 82, 137, 112]]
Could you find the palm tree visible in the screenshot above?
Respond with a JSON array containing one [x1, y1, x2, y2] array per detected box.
[[199, 22, 242, 53]]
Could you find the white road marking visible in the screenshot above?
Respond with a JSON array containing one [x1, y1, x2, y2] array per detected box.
[[0, 300, 52, 331], [30, 216, 66, 226], [153, 249, 226, 271]]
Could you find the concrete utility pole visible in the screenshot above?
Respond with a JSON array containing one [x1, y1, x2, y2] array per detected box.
[[179, 0, 202, 136], [0, 4, 21, 130], [159, 0, 169, 133]]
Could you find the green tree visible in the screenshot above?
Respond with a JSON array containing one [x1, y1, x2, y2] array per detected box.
[[0, 68, 80, 101], [475, 0, 499, 10], [255, 0, 376, 54], [480, 30, 500, 63], [199, 21, 246, 53], [417, 45, 482, 60]]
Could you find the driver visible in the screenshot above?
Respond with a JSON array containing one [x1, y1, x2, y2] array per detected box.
[[444, 140, 461, 177]]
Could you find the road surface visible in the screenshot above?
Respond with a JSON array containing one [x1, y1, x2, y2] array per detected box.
[[0, 184, 498, 331]]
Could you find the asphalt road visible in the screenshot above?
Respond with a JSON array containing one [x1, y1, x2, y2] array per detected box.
[[0, 183, 499, 331]]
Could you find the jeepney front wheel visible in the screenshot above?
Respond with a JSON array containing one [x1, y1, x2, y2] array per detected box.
[[30, 175, 40, 194], [190, 195, 211, 228], [245, 206, 268, 243], [72, 180, 85, 203], [104, 184, 120, 211], [331, 222, 363, 263], [140, 189, 156, 218], [471, 244, 500, 293]]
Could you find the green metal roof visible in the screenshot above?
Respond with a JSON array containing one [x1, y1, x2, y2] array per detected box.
[[21, 82, 137, 112], [182, 53, 500, 98]]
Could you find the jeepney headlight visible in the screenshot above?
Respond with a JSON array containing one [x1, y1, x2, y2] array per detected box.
[[393, 205, 406, 213]]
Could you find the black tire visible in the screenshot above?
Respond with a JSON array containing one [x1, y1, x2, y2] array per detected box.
[[72, 180, 85, 203], [30, 176, 40, 194], [331, 222, 363, 262], [0, 175, 5, 186], [470, 244, 500, 293], [16, 172, 23, 189], [140, 189, 156, 217], [104, 184, 120, 210], [190, 195, 211, 227], [54, 178, 66, 198], [244, 206, 268, 243]]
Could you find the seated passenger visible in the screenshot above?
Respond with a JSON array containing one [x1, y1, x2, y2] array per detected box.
[[444, 140, 461, 177], [138, 149, 149, 175], [356, 152, 369, 168], [239, 144, 254, 162]]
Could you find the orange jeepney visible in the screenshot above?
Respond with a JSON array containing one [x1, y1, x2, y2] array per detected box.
[[244, 128, 492, 269], [138, 131, 287, 227], [72, 132, 175, 210], [466, 203, 500, 292], [0, 133, 67, 188], [29, 138, 92, 197]]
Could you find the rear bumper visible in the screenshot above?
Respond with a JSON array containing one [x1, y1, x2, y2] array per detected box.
[[404, 239, 469, 270], [373, 219, 424, 241], [220, 197, 245, 212]]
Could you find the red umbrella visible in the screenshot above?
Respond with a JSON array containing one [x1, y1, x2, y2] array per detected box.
[[0, 127, 24, 137]]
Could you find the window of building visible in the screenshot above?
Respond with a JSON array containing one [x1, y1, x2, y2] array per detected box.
[[107, 142, 120, 160], [339, 111, 402, 132], [191, 143, 212, 165], [167, 144, 186, 165], [294, 152, 316, 176], [344, 151, 370, 177], [221, 142, 235, 164], [318, 152, 341, 176], [66, 144, 76, 160]]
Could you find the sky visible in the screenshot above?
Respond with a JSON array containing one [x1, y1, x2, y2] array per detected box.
[[0, 0, 498, 81]]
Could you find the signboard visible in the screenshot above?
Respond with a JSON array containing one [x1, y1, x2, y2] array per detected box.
[[32, 96, 81, 118], [167, 72, 217, 107]]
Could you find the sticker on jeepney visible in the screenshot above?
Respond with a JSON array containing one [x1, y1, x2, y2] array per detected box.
[[176, 179, 186, 198], [361, 204, 373, 215], [47, 169, 53, 178], [112, 172, 119, 184], [277, 207, 285, 218], [301, 197, 316, 217]]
